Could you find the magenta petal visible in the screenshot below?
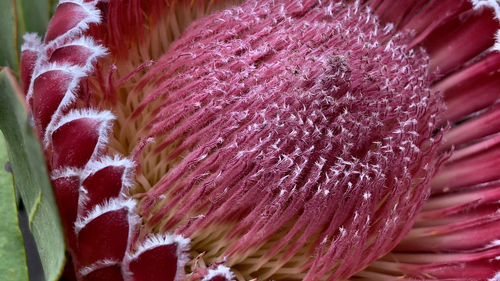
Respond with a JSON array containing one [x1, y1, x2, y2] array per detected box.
[[52, 174, 80, 249], [128, 245, 178, 281], [374, 0, 425, 27], [81, 166, 125, 213], [20, 33, 42, 94], [45, 2, 93, 43], [436, 52, 500, 122], [32, 70, 73, 132], [81, 263, 123, 281], [49, 45, 96, 67], [400, 259, 500, 280], [403, 0, 470, 47], [53, 175, 80, 228], [51, 118, 101, 169], [20, 48, 40, 95], [424, 7, 499, 75], [398, 217, 500, 252], [443, 104, 500, 149], [432, 144, 500, 192], [125, 234, 190, 281], [76, 207, 130, 267]]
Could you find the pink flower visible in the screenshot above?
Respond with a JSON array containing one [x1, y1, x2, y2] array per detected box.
[[20, 0, 500, 280]]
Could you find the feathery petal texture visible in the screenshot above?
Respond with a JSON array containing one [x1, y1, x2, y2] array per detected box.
[[19, 0, 500, 280]]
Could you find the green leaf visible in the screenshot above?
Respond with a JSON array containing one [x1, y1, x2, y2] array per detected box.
[[0, 0, 53, 71], [0, 68, 65, 281], [17, 0, 50, 36], [49, 0, 59, 17], [0, 0, 20, 70], [0, 128, 29, 281]]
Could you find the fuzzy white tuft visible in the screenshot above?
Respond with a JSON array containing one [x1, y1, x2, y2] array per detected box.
[[82, 155, 136, 189], [77, 185, 91, 216], [79, 259, 120, 276], [21, 33, 42, 51], [488, 271, 500, 281], [51, 108, 115, 131], [202, 265, 235, 281], [494, 30, 500, 51], [74, 198, 136, 233], [130, 233, 191, 261], [51, 166, 82, 180], [471, 0, 500, 20]]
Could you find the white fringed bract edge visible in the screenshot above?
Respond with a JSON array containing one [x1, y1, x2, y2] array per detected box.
[[74, 198, 136, 233], [124, 233, 191, 281], [202, 265, 235, 281]]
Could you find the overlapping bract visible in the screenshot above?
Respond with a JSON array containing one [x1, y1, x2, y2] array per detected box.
[[20, 1, 214, 280]]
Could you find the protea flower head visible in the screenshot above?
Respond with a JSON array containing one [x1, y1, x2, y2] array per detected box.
[[19, 0, 500, 280]]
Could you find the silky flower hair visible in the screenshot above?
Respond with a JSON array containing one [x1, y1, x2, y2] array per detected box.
[[20, 0, 500, 280]]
